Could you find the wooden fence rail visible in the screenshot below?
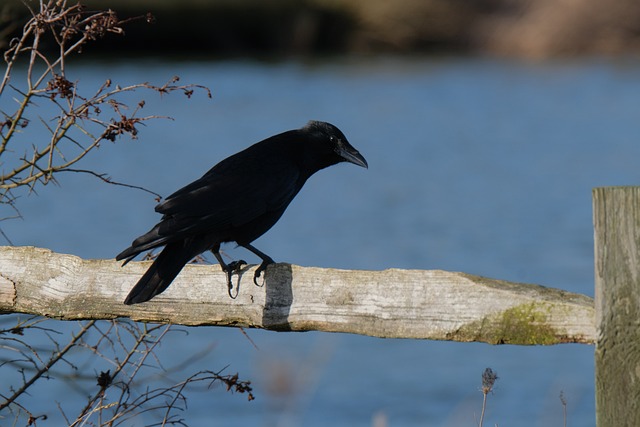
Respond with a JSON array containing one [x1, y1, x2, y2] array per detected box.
[[0, 246, 594, 344], [1, 186, 638, 425]]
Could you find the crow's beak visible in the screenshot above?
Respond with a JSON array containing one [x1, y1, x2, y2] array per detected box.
[[339, 145, 368, 169]]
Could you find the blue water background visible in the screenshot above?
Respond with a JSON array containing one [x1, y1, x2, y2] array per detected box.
[[4, 56, 640, 426]]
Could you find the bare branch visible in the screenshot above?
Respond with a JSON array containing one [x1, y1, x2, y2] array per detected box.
[[0, 1, 210, 217], [59, 168, 162, 199], [0, 320, 96, 412]]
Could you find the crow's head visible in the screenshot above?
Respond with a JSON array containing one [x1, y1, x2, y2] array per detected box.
[[303, 120, 368, 169]]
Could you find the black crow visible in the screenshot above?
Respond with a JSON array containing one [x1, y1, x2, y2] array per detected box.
[[117, 120, 367, 304]]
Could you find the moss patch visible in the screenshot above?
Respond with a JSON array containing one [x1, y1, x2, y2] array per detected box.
[[455, 303, 560, 345]]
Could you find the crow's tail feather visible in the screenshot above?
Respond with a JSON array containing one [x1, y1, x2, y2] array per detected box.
[[123, 242, 193, 305], [116, 228, 169, 265]]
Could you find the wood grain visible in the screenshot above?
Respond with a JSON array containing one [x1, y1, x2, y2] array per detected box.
[[594, 187, 640, 426]]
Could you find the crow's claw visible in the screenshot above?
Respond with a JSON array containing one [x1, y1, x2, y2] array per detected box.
[[253, 272, 262, 287], [224, 259, 247, 299], [238, 243, 275, 288], [253, 260, 273, 287]]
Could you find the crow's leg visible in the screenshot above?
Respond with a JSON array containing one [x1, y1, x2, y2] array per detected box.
[[211, 244, 246, 298], [240, 243, 275, 286]]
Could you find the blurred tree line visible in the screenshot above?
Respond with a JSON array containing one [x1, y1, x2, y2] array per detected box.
[[2, 0, 640, 59]]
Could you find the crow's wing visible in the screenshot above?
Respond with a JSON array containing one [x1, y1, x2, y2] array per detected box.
[[152, 149, 302, 240]]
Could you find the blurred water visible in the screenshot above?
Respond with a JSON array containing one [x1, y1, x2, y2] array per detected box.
[[4, 55, 640, 426]]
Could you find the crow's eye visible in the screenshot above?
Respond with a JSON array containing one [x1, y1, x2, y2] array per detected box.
[[329, 135, 337, 143]]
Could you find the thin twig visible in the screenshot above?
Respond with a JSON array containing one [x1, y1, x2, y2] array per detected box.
[[59, 169, 162, 199]]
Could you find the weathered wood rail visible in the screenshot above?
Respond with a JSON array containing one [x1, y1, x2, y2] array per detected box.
[[0, 246, 594, 344], [0, 186, 638, 426]]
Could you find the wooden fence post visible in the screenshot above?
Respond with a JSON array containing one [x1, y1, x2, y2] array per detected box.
[[593, 187, 640, 426]]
